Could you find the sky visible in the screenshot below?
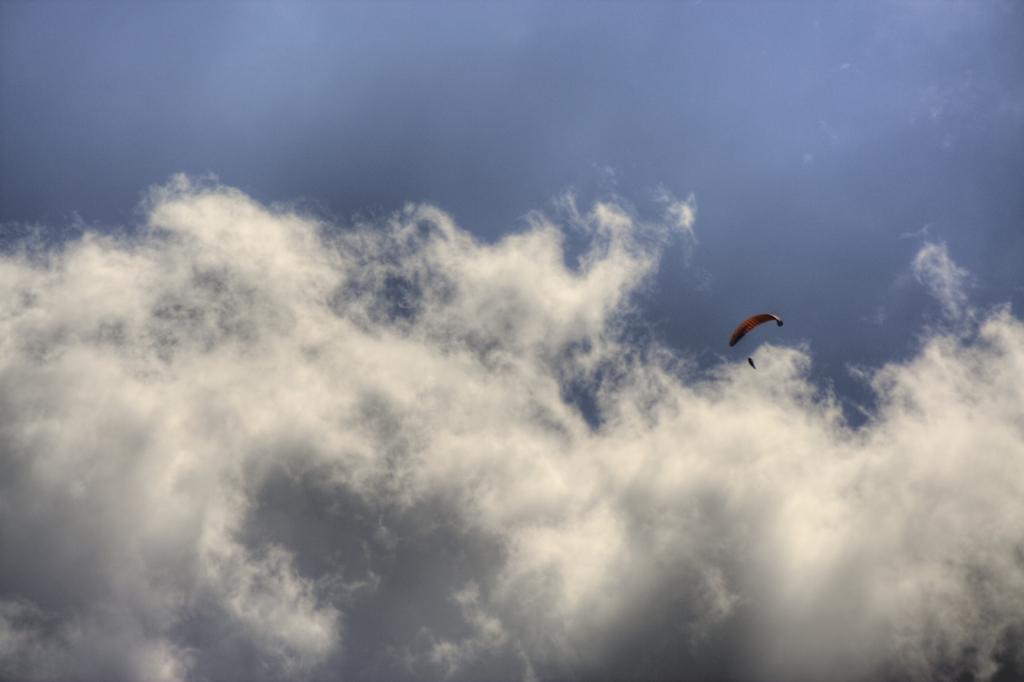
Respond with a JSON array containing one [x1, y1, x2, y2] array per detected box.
[[1, 2, 1023, 681]]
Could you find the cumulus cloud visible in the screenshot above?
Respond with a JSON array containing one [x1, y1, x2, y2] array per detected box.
[[1, 177, 1022, 681]]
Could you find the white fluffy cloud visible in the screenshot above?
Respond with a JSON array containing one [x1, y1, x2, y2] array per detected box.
[[1, 177, 1022, 681]]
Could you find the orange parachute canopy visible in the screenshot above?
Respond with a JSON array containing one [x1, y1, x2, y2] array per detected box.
[[729, 313, 783, 347]]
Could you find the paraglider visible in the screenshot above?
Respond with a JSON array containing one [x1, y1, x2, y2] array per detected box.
[[729, 313, 783, 369], [729, 313, 783, 347]]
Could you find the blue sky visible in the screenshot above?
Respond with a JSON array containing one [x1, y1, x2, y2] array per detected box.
[[3, 1, 1022, 417], [1, 3, 1023, 681]]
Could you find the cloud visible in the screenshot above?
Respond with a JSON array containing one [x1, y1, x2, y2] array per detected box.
[[653, 187, 698, 239], [1, 177, 1022, 681], [912, 241, 971, 320], [664, 195, 697, 238], [898, 224, 930, 240]]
